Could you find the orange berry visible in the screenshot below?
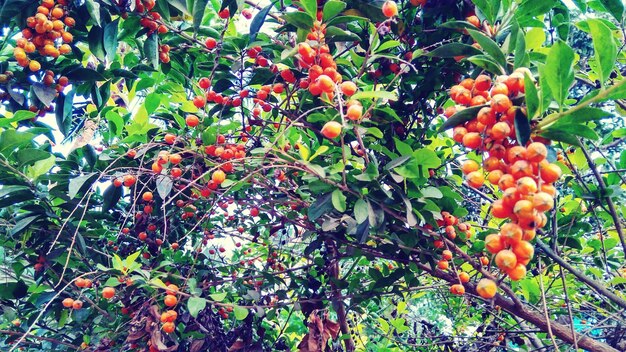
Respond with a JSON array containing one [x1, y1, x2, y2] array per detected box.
[[450, 284, 465, 295], [162, 321, 175, 333], [459, 272, 470, 283], [316, 74, 335, 92], [510, 160, 533, 179], [142, 192, 153, 202], [514, 199, 534, 219], [321, 121, 342, 139], [382, 1, 398, 17], [437, 259, 449, 270], [461, 160, 480, 175], [474, 75, 491, 91], [212, 170, 226, 185], [491, 94, 512, 113], [526, 142, 547, 162], [185, 114, 200, 127], [62, 298, 74, 308], [72, 300, 83, 309], [491, 121, 511, 140], [102, 287, 115, 299], [161, 310, 178, 323], [516, 176, 537, 195], [442, 249, 453, 260], [123, 175, 136, 187], [495, 249, 517, 271], [462, 132, 482, 149], [346, 104, 363, 121], [164, 294, 177, 307], [522, 229, 536, 241], [476, 107, 496, 125], [51, 7, 64, 19], [539, 162, 562, 183], [532, 192, 554, 212], [480, 256, 489, 266], [500, 223, 523, 245], [485, 234, 504, 254], [452, 126, 467, 143], [507, 263, 527, 281], [29, 60, 41, 72], [490, 83, 509, 96], [340, 81, 357, 96], [491, 199, 512, 219], [487, 170, 504, 185], [506, 146, 527, 163], [466, 171, 485, 188], [512, 240, 534, 262], [476, 278, 497, 299]]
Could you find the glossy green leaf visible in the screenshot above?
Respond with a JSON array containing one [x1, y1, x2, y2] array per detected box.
[[543, 40, 574, 107], [587, 19, 617, 85]]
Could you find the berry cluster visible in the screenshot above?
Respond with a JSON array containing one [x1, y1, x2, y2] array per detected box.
[[444, 70, 562, 284], [15, 0, 75, 71]]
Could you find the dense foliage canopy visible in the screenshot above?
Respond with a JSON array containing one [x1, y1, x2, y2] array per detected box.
[[0, 0, 625, 351]]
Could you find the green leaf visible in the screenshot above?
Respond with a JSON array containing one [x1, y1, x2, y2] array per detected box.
[[104, 19, 119, 62], [587, 19, 617, 85], [544, 40, 574, 107], [144, 33, 159, 69], [394, 138, 412, 156], [299, 0, 317, 18], [354, 199, 368, 224], [351, 90, 397, 101], [466, 29, 507, 70], [538, 130, 582, 146], [25, 155, 55, 180], [427, 43, 481, 58], [16, 149, 51, 168], [0, 110, 36, 128], [413, 149, 441, 169], [102, 183, 121, 212], [523, 73, 539, 119], [193, 0, 210, 32], [188, 297, 207, 318], [309, 145, 329, 161], [331, 189, 347, 212], [85, 0, 101, 26], [376, 40, 401, 53], [64, 68, 106, 82], [249, 4, 273, 42], [515, 0, 557, 22], [323, 0, 346, 20], [466, 55, 504, 75], [557, 124, 599, 140], [308, 193, 333, 221], [472, 0, 499, 24], [88, 25, 105, 61], [10, 215, 41, 236], [439, 105, 485, 131], [210, 292, 227, 301], [597, 0, 624, 22], [156, 175, 173, 199], [283, 12, 314, 30], [325, 26, 361, 42], [514, 109, 531, 145], [32, 83, 56, 107], [68, 173, 98, 199], [234, 306, 249, 320], [552, 107, 611, 126]]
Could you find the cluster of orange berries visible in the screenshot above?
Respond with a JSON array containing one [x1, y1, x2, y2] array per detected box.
[[113, 174, 137, 188], [294, 18, 367, 139], [41, 69, 69, 92], [60, 277, 95, 310], [444, 71, 562, 283], [160, 284, 179, 333], [15, 0, 74, 71]]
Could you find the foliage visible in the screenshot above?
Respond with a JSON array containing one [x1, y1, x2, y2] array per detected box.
[[0, 0, 625, 351]]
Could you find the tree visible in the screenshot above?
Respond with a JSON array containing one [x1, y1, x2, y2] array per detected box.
[[0, 0, 625, 351]]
